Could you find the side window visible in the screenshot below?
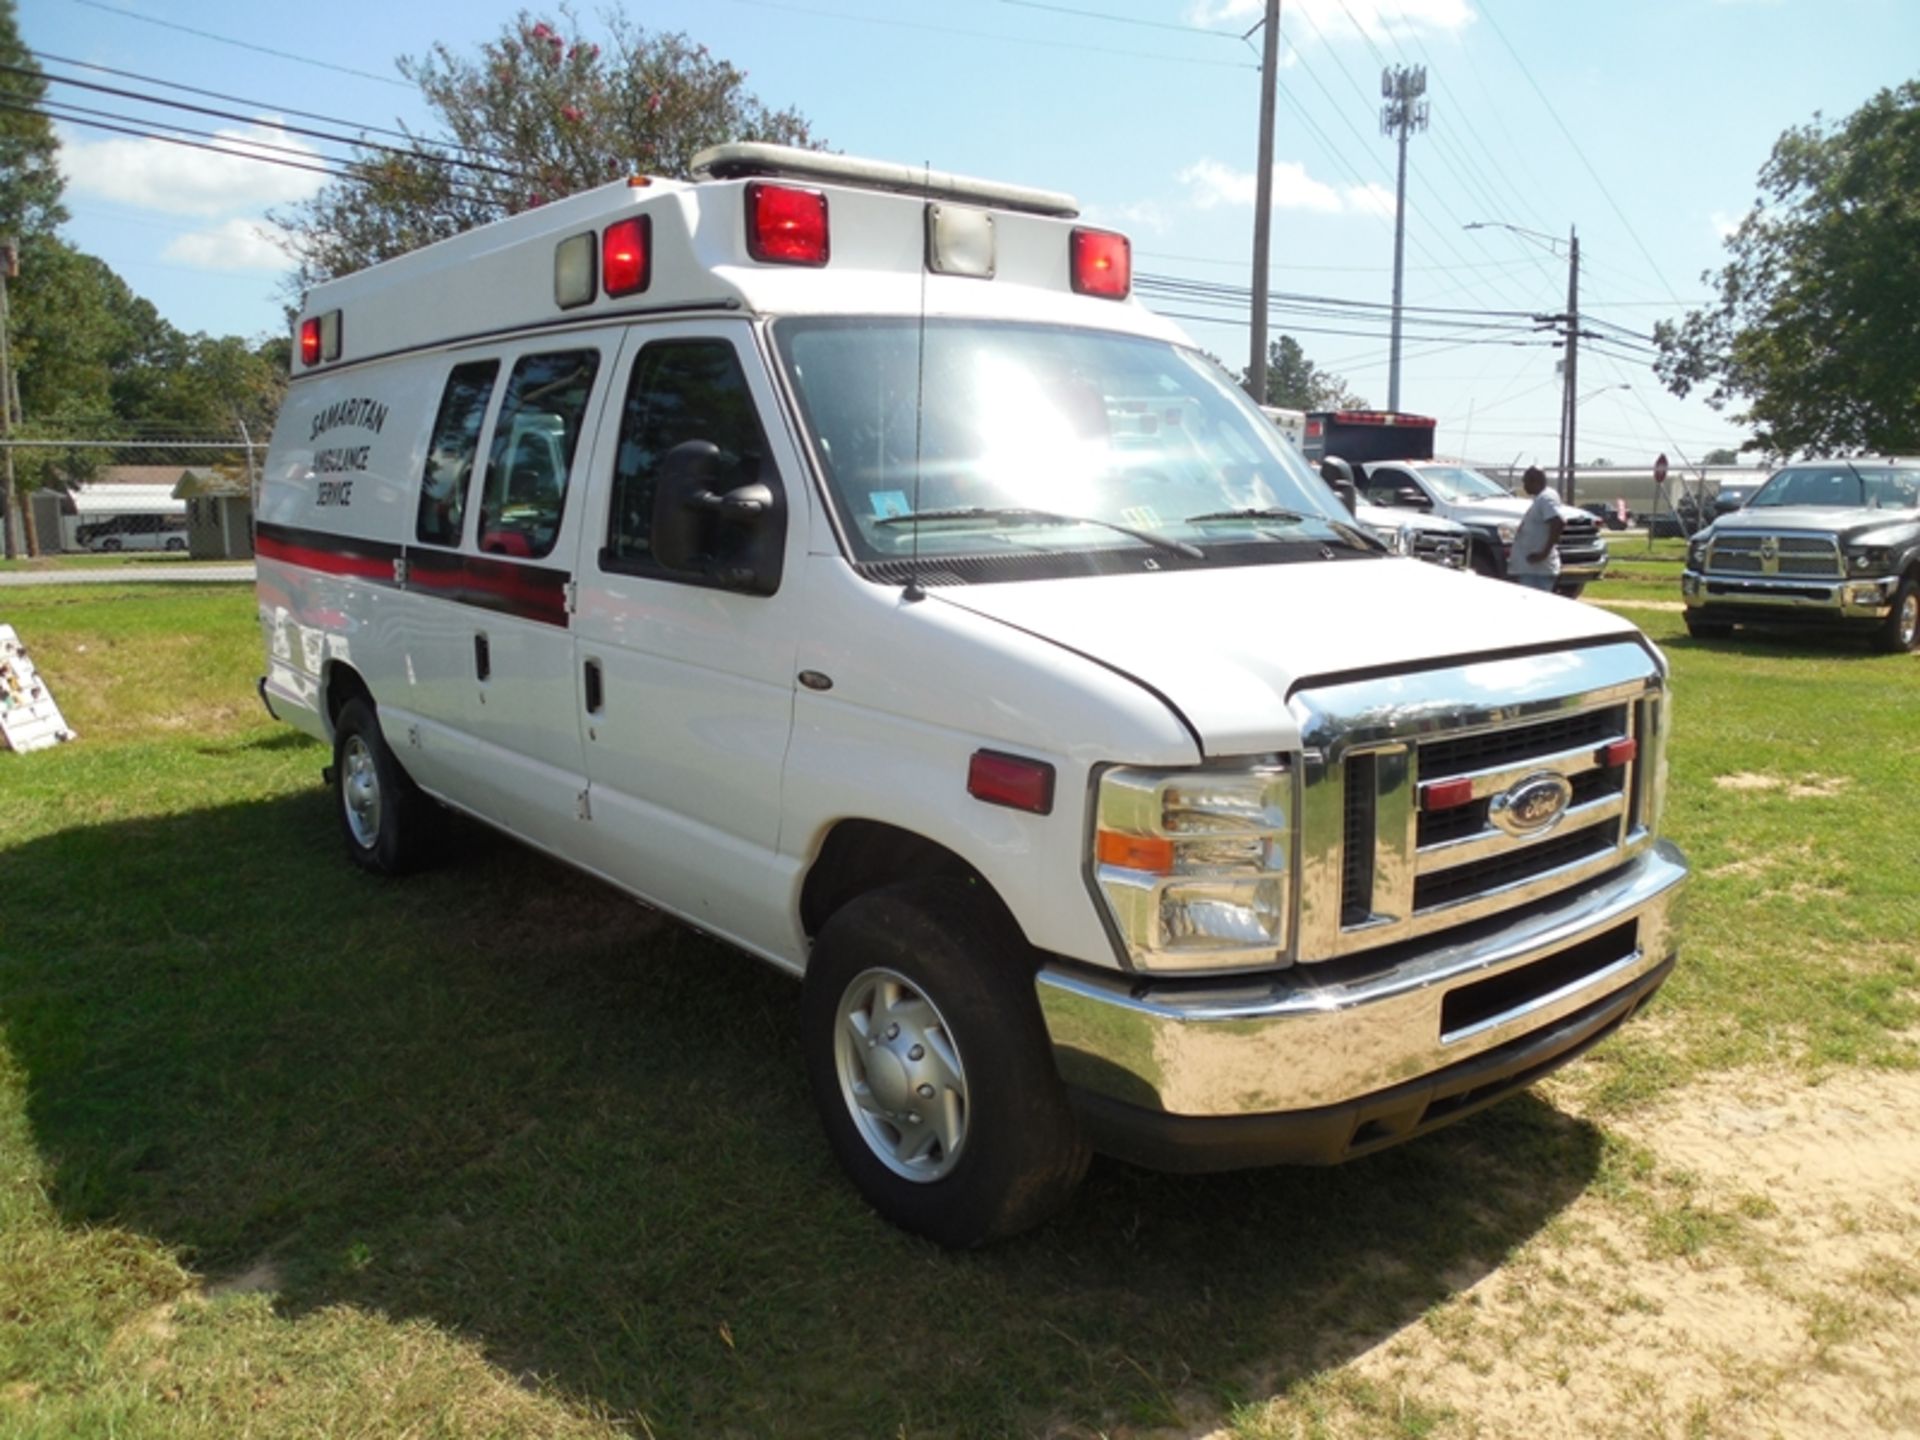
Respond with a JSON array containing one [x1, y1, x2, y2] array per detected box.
[[415, 360, 499, 548], [475, 350, 600, 559], [604, 340, 772, 572]]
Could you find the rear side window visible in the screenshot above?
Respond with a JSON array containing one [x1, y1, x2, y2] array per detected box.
[[604, 340, 770, 571], [475, 349, 601, 560], [415, 360, 499, 548]]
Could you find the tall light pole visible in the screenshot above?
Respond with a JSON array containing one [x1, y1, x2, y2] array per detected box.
[[1246, 0, 1282, 405], [1381, 65, 1429, 413]]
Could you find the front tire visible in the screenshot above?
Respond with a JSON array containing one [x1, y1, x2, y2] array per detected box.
[[1878, 578, 1919, 654], [802, 880, 1089, 1247], [1684, 613, 1733, 640], [331, 697, 435, 874]]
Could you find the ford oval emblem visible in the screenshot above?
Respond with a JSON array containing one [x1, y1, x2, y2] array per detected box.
[[1488, 771, 1574, 837]]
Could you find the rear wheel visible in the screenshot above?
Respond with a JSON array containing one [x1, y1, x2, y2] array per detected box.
[[802, 879, 1089, 1247], [1469, 548, 1502, 581], [1877, 578, 1919, 654], [331, 697, 435, 874]]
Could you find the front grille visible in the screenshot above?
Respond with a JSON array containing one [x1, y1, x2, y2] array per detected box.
[[1411, 532, 1466, 568], [1419, 705, 1626, 779], [1414, 826, 1616, 911], [1707, 533, 1842, 579], [1291, 643, 1659, 963], [1439, 921, 1638, 1038]]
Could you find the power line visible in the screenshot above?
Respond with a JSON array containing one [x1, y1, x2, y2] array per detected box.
[[1476, 0, 1684, 305], [710, 0, 1255, 70], [16, 63, 523, 178], [28, 50, 516, 165], [62, 0, 413, 89], [2, 101, 361, 183], [990, 0, 1242, 40]]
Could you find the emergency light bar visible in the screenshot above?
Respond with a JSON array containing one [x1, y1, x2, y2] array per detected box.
[[693, 142, 1080, 220], [1329, 411, 1436, 428]]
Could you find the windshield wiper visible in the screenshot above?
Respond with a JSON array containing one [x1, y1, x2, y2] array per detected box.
[[1183, 506, 1307, 526], [1186, 507, 1385, 555], [876, 506, 1203, 560]]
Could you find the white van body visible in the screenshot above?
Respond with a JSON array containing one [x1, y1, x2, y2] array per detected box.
[[257, 146, 1687, 1244]]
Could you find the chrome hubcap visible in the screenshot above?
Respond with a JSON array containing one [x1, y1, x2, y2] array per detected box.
[[341, 735, 383, 849], [1900, 593, 1918, 648], [833, 967, 968, 1182]]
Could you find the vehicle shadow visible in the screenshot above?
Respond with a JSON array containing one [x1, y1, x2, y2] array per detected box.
[[3, 794, 1605, 1436]]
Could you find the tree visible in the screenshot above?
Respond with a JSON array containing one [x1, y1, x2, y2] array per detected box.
[[1655, 81, 1920, 457], [0, 0, 66, 239], [1702, 447, 1740, 466], [276, 10, 821, 293], [1240, 334, 1366, 411]]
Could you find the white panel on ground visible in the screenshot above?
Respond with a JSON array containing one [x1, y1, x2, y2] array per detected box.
[[0, 624, 77, 753]]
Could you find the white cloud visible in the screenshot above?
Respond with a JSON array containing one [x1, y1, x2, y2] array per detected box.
[[1190, 0, 1474, 38], [1710, 210, 1743, 239], [1178, 158, 1391, 217], [1083, 199, 1172, 235], [162, 218, 292, 272], [58, 121, 325, 217]]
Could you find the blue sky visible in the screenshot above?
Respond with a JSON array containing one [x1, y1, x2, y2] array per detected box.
[[17, 0, 1919, 468]]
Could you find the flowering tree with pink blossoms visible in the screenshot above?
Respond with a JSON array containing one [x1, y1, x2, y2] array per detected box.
[[277, 9, 820, 293]]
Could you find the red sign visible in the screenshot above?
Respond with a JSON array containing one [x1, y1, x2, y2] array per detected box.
[[1654, 453, 1669, 485]]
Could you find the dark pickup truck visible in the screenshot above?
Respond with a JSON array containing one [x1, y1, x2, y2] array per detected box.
[[1681, 460, 1920, 652]]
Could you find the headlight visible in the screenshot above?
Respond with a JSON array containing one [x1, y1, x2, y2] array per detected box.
[[1495, 523, 1516, 544], [1093, 759, 1290, 972], [1848, 546, 1891, 573], [1687, 537, 1708, 568], [1365, 524, 1406, 554]]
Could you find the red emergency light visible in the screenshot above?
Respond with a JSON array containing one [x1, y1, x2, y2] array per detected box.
[[1069, 228, 1131, 300], [747, 182, 830, 266], [602, 216, 652, 296], [299, 317, 320, 367]]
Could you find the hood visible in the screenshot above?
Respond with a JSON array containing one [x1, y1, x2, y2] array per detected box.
[[931, 558, 1642, 754], [1356, 502, 1466, 536], [1710, 505, 1920, 540], [1449, 495, 1589, 527]]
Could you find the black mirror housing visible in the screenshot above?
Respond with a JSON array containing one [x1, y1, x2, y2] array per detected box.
[[649, 440, 786, 596]]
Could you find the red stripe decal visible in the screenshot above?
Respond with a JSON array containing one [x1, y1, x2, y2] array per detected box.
[[256, 524, 569, 628]]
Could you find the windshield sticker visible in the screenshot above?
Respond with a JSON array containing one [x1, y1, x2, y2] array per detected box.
[[869, 490, 912, 518]]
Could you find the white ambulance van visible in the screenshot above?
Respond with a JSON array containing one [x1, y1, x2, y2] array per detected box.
[[258, 144, 1689, 1246]]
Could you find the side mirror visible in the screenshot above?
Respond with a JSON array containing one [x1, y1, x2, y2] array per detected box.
[[650, 440, 786, 596], [1318, 456, 1359, 516], [1395, 486, 1433, 511]]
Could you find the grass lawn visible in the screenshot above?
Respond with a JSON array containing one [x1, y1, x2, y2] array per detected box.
[[1, 578, 1914, 1438]]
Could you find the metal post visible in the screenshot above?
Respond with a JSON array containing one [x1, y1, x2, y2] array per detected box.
[[1564, 229, 1579, 505], [1247, 0, 1281, 404], [0, 238, 19, 560]]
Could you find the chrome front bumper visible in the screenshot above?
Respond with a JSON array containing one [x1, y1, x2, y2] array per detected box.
[[1682, 569, 1895, 620], [1037, 840, 1687, 1164]]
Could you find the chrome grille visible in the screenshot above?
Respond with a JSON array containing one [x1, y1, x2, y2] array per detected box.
[[1291, 643, 1664, 962], [1411, 531, 1468, 569], [1706, 532, 1842, 579]]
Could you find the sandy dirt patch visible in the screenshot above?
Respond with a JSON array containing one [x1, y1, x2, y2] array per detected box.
[[1715, 772, 1852, 799], [1318, 1066, 1920, 1438]]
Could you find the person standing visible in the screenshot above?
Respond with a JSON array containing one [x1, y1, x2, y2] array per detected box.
[[1509, 464, 1564, 593]]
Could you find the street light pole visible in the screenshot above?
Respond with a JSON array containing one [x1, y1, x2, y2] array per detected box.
[[1464, 219, 1582, 501]]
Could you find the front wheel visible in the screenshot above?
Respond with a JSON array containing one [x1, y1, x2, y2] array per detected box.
[[802, 880, 1089, 1247], [1684, 613, 1733, 640], [1554, 581, 1587, 600], [331, 697, 435, 874], [1878, 578, 1919, 654]]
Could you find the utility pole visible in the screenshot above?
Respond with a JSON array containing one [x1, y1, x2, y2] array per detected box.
[[1246, 0, 1282, 406], [1561, 227, 1580, 504], [1381, 65, 1429, 413], [0, 237, 20, 560]]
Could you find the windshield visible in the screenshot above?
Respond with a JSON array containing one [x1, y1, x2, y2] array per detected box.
[[772, 318, 1368, 567], [1413, 465, 1514, 502], [1751, 465, 1920, 510]]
